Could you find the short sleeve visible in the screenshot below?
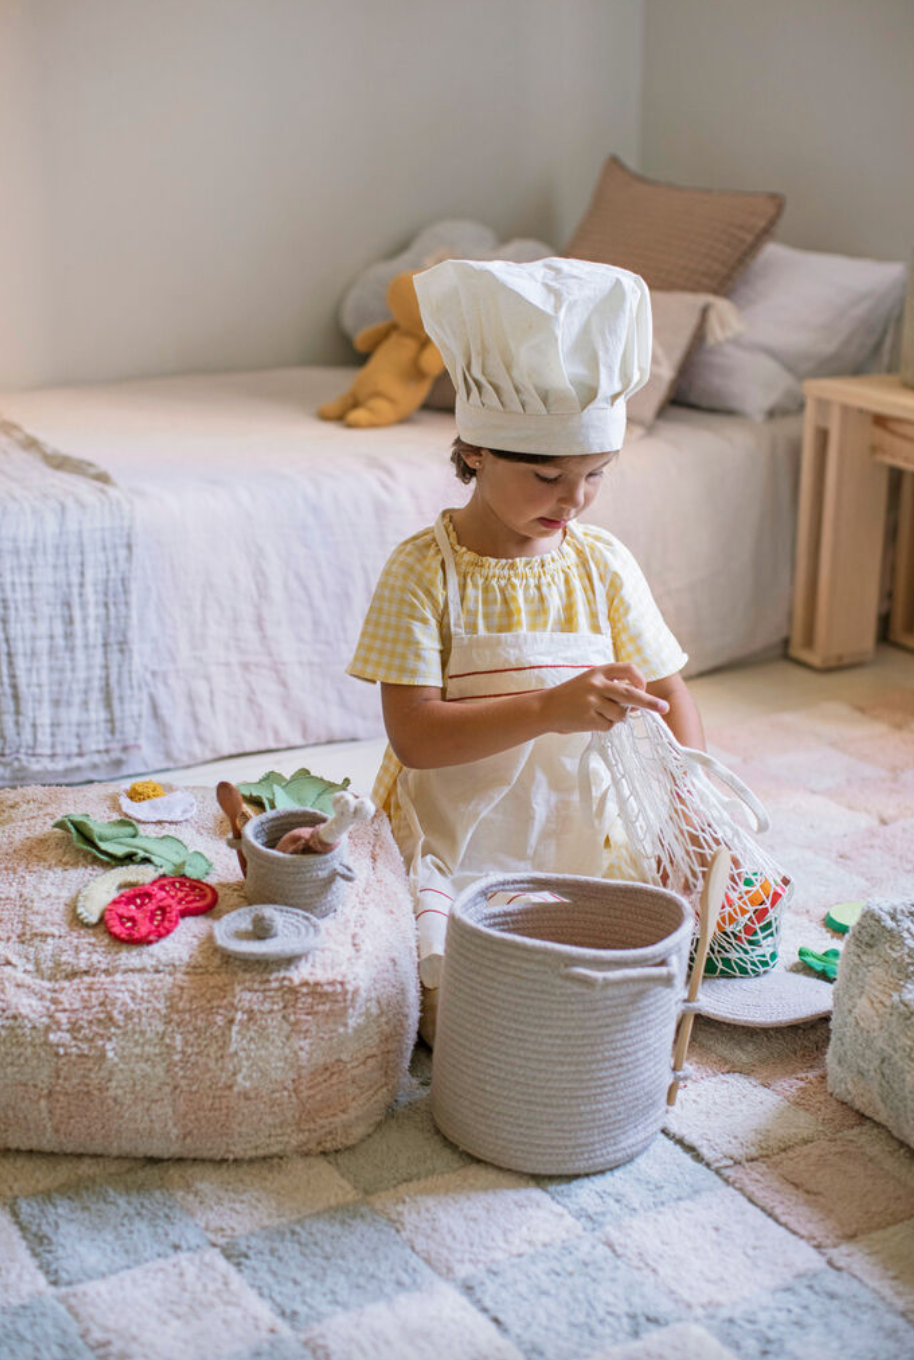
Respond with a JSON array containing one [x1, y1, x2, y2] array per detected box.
[[588, 530, 688, 681], [347, 534, 446, 687]]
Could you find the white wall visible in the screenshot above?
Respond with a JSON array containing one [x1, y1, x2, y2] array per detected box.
[[642, 0, 914, 263], [0, 0, 643, 390]]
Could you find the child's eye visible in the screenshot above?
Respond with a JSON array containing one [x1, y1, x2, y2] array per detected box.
[[587, 470, 605, 481], [535, 474, 561, 485]]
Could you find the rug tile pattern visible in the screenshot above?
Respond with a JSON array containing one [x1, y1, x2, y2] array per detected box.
[[2, 693, 914, 1359]]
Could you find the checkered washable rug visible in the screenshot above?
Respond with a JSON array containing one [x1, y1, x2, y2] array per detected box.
[[3, 692, 914, 1359]]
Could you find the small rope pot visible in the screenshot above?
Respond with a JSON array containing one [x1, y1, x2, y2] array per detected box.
[[430, 872, 692, 1175], [241, 809, 356, 917]]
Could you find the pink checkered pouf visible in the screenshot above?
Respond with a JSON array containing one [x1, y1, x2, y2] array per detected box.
[[0, 784, 418, 1159]]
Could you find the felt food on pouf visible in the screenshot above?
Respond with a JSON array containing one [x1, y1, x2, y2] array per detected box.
[[53, 813, 213, 879], [104, 886, 180, 944], [103, 877, 219, 945], [317, 269, 445, 428], [119, 780, 197, 823], [75, 865, 161, 925]]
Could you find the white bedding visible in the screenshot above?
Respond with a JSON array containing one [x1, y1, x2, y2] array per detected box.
[[0, 421, 141, 785], [0, 367, 802, 783]]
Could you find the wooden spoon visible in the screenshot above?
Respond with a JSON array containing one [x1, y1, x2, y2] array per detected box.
[[667, 846, 731, 1107], [216, 781, 252, 875]]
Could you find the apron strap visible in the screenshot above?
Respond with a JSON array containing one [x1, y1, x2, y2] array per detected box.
[[433, 512, 466, 640], [566, 521, 611, 634]]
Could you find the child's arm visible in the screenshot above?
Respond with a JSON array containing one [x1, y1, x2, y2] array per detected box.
[[647, 671, 705, 751], [382, 663, 669, 770]]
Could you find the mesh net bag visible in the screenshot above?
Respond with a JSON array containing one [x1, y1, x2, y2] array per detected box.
[[580, 711, 792, 978]]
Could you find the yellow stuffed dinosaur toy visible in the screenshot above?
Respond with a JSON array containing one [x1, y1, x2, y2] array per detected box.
[[318, 269, 446, 428]]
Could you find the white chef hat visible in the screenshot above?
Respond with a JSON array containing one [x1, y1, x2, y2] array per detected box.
[[414, 256, 651, 455]]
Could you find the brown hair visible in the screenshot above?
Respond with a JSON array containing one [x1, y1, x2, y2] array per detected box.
[[450, 437, 559, 484]]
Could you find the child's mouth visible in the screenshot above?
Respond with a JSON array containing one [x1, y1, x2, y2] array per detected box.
[[538, 517, 566, 531]]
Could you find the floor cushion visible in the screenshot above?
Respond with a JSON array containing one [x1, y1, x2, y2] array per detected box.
[[0, 783, 418, 1159], [826, 899, 914, 1150]]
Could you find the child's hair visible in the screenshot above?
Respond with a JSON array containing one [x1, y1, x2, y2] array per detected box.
[[451, 437, 558, 483]]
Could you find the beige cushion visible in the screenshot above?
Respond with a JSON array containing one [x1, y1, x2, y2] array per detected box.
[[427, 291, 722, 431], [565, 156, 784, 296], [627, 292, 713, 428]]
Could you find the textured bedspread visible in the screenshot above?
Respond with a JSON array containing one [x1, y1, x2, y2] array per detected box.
[[0, 421, 140, 785]]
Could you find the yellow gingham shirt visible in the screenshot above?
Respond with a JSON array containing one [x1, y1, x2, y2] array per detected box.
[[348, 513, 687, 815]]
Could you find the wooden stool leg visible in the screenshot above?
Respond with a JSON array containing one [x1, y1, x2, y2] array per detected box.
[[889, 471, 914, 651], [789, 401, 889, 668]]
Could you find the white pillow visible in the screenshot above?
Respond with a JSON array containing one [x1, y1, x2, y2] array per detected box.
[[674, 242, 908, 419], [339, 220, 554, 342]]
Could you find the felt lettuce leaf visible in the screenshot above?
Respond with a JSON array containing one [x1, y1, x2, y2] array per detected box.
[[53, 815, 212, 880], [797, 945, 841, 982], [238, 768, 351, 813]]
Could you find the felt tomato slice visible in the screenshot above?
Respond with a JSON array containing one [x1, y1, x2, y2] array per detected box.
[[104, 886, 180, 944], [153, 876, 219, 917]]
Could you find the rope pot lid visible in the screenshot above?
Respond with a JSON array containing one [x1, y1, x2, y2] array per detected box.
[[213, 905, 321, 961]]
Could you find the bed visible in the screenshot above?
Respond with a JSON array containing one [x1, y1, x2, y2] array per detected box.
[[0, 365, 802, 786]]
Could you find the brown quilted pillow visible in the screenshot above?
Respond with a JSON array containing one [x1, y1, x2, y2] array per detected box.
[[565, 156, 784, 295]]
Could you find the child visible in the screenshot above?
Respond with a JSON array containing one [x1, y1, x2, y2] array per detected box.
[[347, 258, 704, 1041]]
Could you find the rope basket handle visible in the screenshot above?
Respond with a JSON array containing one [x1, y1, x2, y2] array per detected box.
[[678, 744, 770, 835], [563, 964, 680, 990], [581, 722, 770, 836]]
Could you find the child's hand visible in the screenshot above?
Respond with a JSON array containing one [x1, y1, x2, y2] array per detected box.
[[543, 662, 669, 734]]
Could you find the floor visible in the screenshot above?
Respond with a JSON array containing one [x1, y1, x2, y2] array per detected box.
[[149, 643, 914, 797]]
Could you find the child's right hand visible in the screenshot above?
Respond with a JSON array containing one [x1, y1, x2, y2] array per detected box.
[[543, 662, 669, 734]]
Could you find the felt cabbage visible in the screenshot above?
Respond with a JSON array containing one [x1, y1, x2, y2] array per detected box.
[[53, 815, 212, 880], [237, 768, 351, 814]]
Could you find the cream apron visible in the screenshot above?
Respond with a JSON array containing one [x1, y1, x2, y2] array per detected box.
[[397, 512, 616, 986]]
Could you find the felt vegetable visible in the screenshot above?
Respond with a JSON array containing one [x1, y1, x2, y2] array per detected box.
[[53, 815, 212, 880], [104, 886, 181, 944], [238, 768, 351, 814], [75, 865, 160, 926], [154, 877, 219, 917], [825, 901, 865, 934], [797, 945, 841, 982], [102, 878, 218, 945]]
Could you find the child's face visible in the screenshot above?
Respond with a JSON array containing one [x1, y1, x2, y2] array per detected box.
[[471, 448, 614, 545]]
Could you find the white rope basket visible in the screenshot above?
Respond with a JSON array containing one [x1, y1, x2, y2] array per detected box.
[[430, 871, 694, 1175], [581, 711, 792, 978], [241, 809, 356, 917]]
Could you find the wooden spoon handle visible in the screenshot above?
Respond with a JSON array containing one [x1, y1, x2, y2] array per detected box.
[[216, 781, 248, 875], [668, 846, 731, 1107]]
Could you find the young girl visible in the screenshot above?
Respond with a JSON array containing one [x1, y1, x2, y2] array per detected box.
[[348, 258, 704, 1041]]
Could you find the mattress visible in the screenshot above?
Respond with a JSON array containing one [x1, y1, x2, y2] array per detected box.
[[0, 367, 802, 783]]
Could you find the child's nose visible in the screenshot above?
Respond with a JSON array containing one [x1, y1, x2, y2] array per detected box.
[[559, 483, 587, 512]]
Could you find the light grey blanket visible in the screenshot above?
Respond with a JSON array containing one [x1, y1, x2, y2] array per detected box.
[[0, 420, 141, 784]]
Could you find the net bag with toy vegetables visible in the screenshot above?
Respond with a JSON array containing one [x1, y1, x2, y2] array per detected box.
[[580, 710, 792, 978]]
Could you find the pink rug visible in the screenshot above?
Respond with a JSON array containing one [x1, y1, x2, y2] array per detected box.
[[0, 687, 912, 1358]]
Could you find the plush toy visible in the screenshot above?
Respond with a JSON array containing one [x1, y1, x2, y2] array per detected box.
[[318, 269, 446, 428]]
